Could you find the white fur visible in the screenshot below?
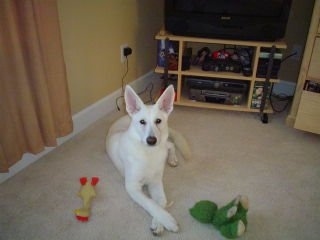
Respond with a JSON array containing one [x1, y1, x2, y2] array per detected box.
[[106, 85, 189, 235]]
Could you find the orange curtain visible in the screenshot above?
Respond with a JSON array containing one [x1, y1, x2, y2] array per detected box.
[[0, 0, 73, 172]]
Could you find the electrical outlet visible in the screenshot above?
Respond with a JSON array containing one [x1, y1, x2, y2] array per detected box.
[[120, 44, 128, 63]]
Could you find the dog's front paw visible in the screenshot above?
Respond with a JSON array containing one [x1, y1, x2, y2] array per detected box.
[[150, 218, 164, 236], [162, 214, 179, 233], [167, 155, 178, 167]]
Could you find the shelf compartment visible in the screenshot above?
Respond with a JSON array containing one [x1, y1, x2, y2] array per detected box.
[[182, 65, 252, 81], [155, 66, 280, 83], [178, 84, 273, 113], [175, 94, 273, 113]]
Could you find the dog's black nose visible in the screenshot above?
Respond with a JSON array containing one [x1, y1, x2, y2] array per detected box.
[[146, 136, 157, 146]]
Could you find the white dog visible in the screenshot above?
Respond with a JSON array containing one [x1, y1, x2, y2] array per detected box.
[[106, 85, 190, 235]]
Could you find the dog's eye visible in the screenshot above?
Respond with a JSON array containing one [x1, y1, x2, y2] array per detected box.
[[140, 119, 146, 125], [155, 119, 162, 124]]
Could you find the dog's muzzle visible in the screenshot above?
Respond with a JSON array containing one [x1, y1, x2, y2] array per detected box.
[[146, 136, 157, 146]]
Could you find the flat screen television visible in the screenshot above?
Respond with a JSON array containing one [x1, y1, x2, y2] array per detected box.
[[165, 0, 292, 41]]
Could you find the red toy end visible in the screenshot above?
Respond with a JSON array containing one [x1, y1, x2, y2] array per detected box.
[[91, 177, 99, 186], [79, 177, 87, 186], [76, 215, 89, 222]]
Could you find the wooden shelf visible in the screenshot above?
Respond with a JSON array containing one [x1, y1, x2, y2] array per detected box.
[[181, 66, 252, 81], [155, 66, 280, 83], [155, 32, 287, 117], [155, 33, 287, 49], [175, 94, 273, 113]]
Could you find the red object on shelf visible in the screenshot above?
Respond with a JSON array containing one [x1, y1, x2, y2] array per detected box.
[[212, 50, 230, 59]]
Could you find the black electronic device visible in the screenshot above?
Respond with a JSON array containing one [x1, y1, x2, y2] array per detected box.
[[257, 60, 282, 78], [256, 48, 283, 78], [182, 47, 192, 70], [202, 59, 242, 73], [189, 88, 244, 105], [186, 77, 248, 93], [165, 0, 292, 41]]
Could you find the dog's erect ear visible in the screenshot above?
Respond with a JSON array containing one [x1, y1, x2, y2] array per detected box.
[[125, 85, 144, 116], [156, 85, 175, 114]]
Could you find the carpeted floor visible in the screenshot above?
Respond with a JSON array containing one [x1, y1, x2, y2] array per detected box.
[[1, 106, 319, 240]]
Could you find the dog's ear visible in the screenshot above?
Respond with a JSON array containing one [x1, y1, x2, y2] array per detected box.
[[124, 85, 144, 116], [156, 85, 175, 114]]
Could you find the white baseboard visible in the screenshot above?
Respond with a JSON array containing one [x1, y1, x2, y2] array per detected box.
[[0, 71, 161, 184]]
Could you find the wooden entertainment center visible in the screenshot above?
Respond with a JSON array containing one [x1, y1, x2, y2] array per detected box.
[[155, 32, 287, 122], [286, 0, 320, 134]]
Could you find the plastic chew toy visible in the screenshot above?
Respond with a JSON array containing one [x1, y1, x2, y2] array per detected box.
[[189, 195, 249, 239], [74, 177, 99, 222]]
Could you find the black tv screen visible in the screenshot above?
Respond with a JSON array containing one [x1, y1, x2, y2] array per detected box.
[[165, 0, 292, 41]]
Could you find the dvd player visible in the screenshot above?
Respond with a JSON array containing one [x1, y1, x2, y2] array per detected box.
[[186, 77, 248, 93], [189, 88, 244, 105]]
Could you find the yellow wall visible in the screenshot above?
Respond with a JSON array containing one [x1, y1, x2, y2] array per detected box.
[[57, 0, 163, 114]]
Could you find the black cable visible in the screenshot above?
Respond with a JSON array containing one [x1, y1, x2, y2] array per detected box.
[[269, 84, 292, 113], [137, 82, 154, 104], [269, 94, 291, 113], [266, 50, 297, 113], [116, 56, 129, 111], [116, 56, 155, 111], [121, 56, 129, 95], [281, 52, 297, 63], [258, 49, 296, 113]]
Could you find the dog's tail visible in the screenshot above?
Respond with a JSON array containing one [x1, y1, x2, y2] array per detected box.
[[169, 128, 192, 161]]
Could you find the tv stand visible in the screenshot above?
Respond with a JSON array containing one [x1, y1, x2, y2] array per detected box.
[[155, 32, 287, 122]]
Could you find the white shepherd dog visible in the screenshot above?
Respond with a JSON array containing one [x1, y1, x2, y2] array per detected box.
[[106, 85, 190, 235]]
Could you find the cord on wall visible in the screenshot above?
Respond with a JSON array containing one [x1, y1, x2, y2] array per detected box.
[[116, 56, 129, 111], [116, 55, 154, 111]]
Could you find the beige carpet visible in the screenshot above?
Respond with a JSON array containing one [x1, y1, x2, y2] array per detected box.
[[1, 106, 320, 240]]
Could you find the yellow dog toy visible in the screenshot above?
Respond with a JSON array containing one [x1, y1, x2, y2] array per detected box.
[[74, 177, 99, 222]]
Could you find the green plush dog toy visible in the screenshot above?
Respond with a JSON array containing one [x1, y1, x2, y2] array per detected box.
[[189, 195, 249, 239]]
